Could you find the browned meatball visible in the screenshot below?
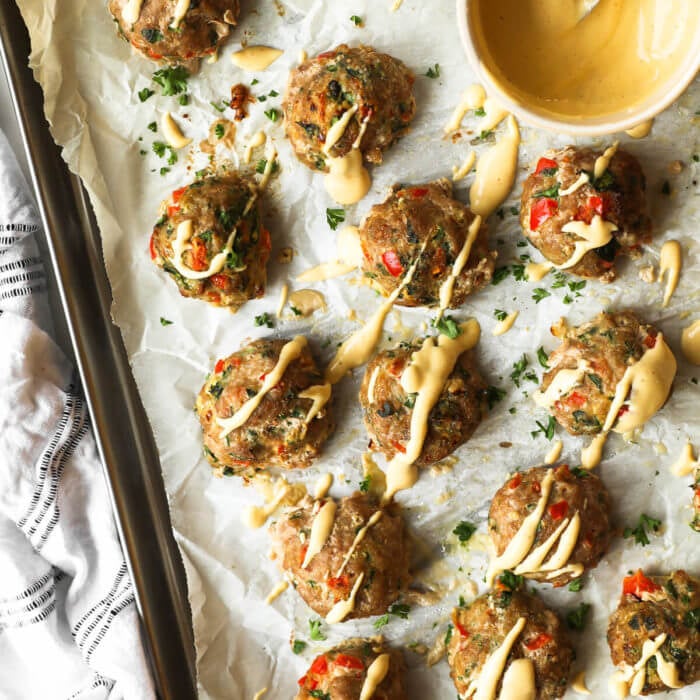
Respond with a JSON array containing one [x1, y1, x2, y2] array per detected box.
[[608, 570, 700, 695], [296, 639, 406, 700], [359, 339, 487, 467], [195, 337, 334, 475], [109, 0, 238, 66], [359, 180, 496, 307], [269, 493, 411, 620], [283, 44, 415, 172], [150, 175, 270, 309], [520, 146, 651, 281], [448, 589, 573, 700], [488, 464, 612, 586], [536, 311, 659, 436]]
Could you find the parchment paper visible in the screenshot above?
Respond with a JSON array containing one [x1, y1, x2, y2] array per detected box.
[[14, 0, 700, 697]]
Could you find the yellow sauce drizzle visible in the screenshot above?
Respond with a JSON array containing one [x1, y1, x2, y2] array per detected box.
[[297, 262, 356, 282], [384, 320, 481, 501], [469, 115, 520, 218], [170, 0, 191, 30], [264, 580, 288, 604], [391, 0, 403, 11], [670, 442, 697, 477], [287, 289, 327, 317], [362, 453, 387, 499], [325, 146, 371, 205], [325, 246, 426, 384], [594, 142, 619, 179], [243, 131, 266, 164], [437, 215, 483, 317], [366, 366, 380, 404], [572, 670, 591, 695], [336, 511, 383, 577], [533, 360, 590, 409], [452, 151, 477, 182], [122, 0, 144, 24], [325, 572, 364, 623], [302, 499, 337, 568], [558, 216, 617, 270], [231, 46, 283, 71], [171, 219, 239, 280], [559, 173, 590, 197], [162, 112, 192, 150], [252, 688, 268, 700], [492, 311, 518, 336], [276, 283, 289, 318], [658, 240, 682, 307], [359, 654, 391, 700], [217, 336, 307, 437], [626, 120, 654, 139], [681, 320, 700, 365], [444, 84, 487, 134], [298, 49, 308, 64], [242, 476, 306, 528], [544, 439, 563, 465], [499, 658, 536, 700], [299, 384, 332, 425], [313, 473, 333, 500], [525, 261, 553, 281], [581, 333, 676, 468]]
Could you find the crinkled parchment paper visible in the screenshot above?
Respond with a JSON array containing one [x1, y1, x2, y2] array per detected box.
[[15, 0, 700, 696]]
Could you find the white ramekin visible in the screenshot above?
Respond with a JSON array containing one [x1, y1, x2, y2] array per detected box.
[[456, 0, 700, 136]]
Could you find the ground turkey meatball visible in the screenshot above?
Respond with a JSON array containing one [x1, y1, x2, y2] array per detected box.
[[447, 589, 573, 700], [109, 0, 238, 66], [150, 175, 270, 309], [296, 638, 406, 700], [269, 493, 411, 620], [196, 337, 334, 474], [359, 180, 496, 307], [359, 339, 487, 466], [283, 44, 415, 172], [608, 569, 700, 695], [520, 146, 651, 281], [489, 464, 612, 587], [536, 311, 659, 436]]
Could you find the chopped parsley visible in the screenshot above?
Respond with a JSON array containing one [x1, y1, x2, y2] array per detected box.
[[433, 315, 461, 339], [373, 614, 389, 630], [292, 640, 307, 654], [326, 207, 345, 230], [624, 513, 662, 546], [138, 87, 155, 102], [255, 158, 280, 174], [533, 184, 560, 198], [152, 66, 189, 96], [141, 28, 163, 43], [152, 141, 167, 157], [159, 317, 173, 326], [214, 123, 225, 139], [536, 346, 549, 368], [568, 578, 583, 592], [425, 63, 440, 79], [444, 623, 453, 646], [208, 382, 224, 399], [373, 603, 409, 629], [566, 602, 591, 631], [308, 618, 326, 641], [531, 416, 556, 440], [493, 309, 508, 322], [491, 266, 512, 285], [683, 608, 700, 629], [359, 476, 370, 493], [510, 354, 537, 387], [210, 101, 227, 113], [290, 306, 302, 316], [147, 121, 157, 132], [254, 312, 273, 328], [486, 385, 506, 409], [532, 287, 551, 303], [587, 373, 603, 391], [309, 691, 330, 700], [474, 107, 486, 117], [159, 167, 170, 176], [264, 108, 280, 122], [498, 570, 523, 591], [350, 15, 363, 26], [179, 94, 189, 106], [453, 521, 476, 544]]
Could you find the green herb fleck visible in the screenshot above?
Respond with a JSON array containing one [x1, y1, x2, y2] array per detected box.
[[486, 385, 506, 409], [138, 88, 155, 102], [141, 28, 164, 43], [433, 315, 462, 339], [532, 288, 551, 303], [255, 158, 280, 175], [308, 618, 326, 641], [326, 207, 345, 230], [533, 184, 560, 198], [373, 614, 389, 630], [254, 312, 273, 328], [566, 602, 591, 631], [159, 317, 173, 326], [359, 477, 370, 493], [214, 123, 225, 139], [536, 346, 549, 368], [453, 521, 476, 544], [152, 66, 189, 96], [474, 107, 486, 117], [147, 121, 157, 132], [425, 64, 440, 79], [264, 108, 280, 122], [531, 416, 556, 440], [568, 578, 583, 592], [350, 14, 363, 26], [444, 623, 453, 646], [292, 640, 307, 654], [494, 309, 508, 322], [178, 94, 189, 106], [624, 513, 662, 546], [210, 101, 226, 113], [498, 570, 523, 591]]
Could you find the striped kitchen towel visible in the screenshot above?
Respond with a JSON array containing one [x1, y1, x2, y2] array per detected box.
[[0, 129, 155, 699]]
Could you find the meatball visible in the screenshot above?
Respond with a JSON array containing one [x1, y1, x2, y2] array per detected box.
[[283, 44, 415, 172], [150, 175, 270, 309], [269, 493, 411, 620], [109, 0, 238, 66], [296, 639, 406, 700], [359, 339, 487, 466], [535, 311, 659, 436], [448, 589, 573, 700], [608, 570, 700, 695], [359, 179, 496, 307], [520, 146, 651, 281], [196, 337, 334, 474], [488, 464, 612, 586]]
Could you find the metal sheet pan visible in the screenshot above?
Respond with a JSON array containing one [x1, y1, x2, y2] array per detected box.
[[0, 3, 197, 697]]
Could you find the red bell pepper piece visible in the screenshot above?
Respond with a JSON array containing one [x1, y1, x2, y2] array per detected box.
[[408, 187, 429, 199], [525, 633, 552, 651], [214, 359, 225, 374], [548, 500, 569, 520], [622, 570, 661, 599], [310, 655, 329, 675], [508, 473, 522, 489], [210, 273, 229, 290], [535, 157, 558, 175], [530, 198, 558, 231], [149, 233, 158, 260], [334, 654, 364, 670], [381, 251, 404, 277], [565, 391, 586, 408]]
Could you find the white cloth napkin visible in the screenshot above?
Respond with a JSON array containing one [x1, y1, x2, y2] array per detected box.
[[0, 129, 156, 699]]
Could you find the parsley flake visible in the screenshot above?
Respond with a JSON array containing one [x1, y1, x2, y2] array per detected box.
[[624, 513, 662, 546], [159, 317, 173, 326], [326, 208, 345, 230], [453, 521, 476, 544], [425, 64, 440, 79], [308, 618, 326, 641], [433, 315, 462, 339]]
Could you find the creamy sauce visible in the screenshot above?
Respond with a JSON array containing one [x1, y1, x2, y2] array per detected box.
[[264, 580, 288, 604], [276, 283, 289, 318], [161, 112, 192, 150], [359, 654, 391, 700], [533, 360, 590, 409], [391, 0, 403, 11], [207, 119, 236, 149], [324, 105, 359, 153], [572, 671, 591, 695], [581, 333, 677, 468], [287, 289, 327, 317], [302, 499, 337, 568], [298, 49, 308, 64], [626, 120, 654, 139], [313, 473, 333, 500], [242, 476, 306, 528], [217, 336, 307, 437], [325, 246, 425, 384], [499, 659, 536, 700], [384, 320, 481, 501], [207, 49, 219, 65], [170, 219, 238, 280], [465, 617, 529, 700], [169, 0, 191, 30], [243, 130, 266, 164], [362, 452, 387, 499], [437, 215, 483, 316], [594, 142, 619, 180], [366, 366, 380, 404], [297, 262, 355, 282], [469, 115, 520, 218], [299, 383, 332, 424], [479, 98, 509, 132], [444, 84, 487, 134], [231, 46, 283, 71], [336, 511, 382, 577], [492, 311, 518, 336], [252, 688, 267, 700], [670, 442, 697, 477], [325, 572, 364, 623], [452, 151, 477, 182], [337, 225, 364, 266], [122, 0, 144, 24], [681, 320, 700, 365], [525, 261, 553, 282], [471, 1, 700, 119], [487, 469, 583, 583], [544, 439, 563, 465], [560, 173, 590, 197], [559, 216, 617, 269], [325, 144, 371, 205], [658, 240, 682, 307]]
